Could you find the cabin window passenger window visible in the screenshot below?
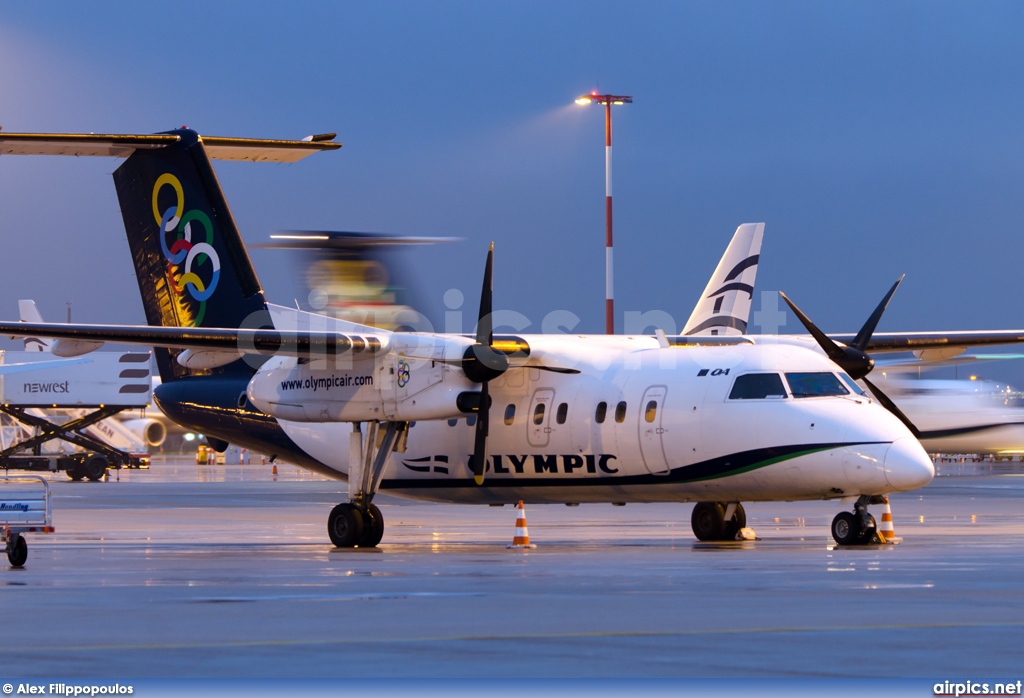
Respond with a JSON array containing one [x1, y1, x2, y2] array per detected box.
[[556, 403, 568, 425], [614, 401, 627, 423], [533, 403, 546, 425], [504, 404, 516, 425], [729, 373, 787, 400], [644, 400, 658, 423], [595, 401, 607, 424], [785, 372, 849, 398]]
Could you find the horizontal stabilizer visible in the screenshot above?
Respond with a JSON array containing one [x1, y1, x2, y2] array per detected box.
[[0, 132, 340, 162]]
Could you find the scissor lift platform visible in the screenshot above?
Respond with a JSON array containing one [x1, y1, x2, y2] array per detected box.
[[0, 350, 153, 479], [0, 404, 147, 479]]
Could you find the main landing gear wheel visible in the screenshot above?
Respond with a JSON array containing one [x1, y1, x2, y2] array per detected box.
[[360, 504, 385, 548], [328, 503, 364, 548], [6, 534, 27, 567], [691, 502, 725, 541], [831, 511, 878, 546], [691, 501, 746, 541]]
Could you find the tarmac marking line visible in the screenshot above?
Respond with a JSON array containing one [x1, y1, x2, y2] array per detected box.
[[3, 620, 1023, 653]]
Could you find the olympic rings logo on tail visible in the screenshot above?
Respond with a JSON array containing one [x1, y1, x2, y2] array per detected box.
[[152, 173, 221, 324]]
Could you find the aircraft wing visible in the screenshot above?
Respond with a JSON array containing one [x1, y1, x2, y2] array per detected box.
[[0, 132, 340, 162], [0, 321, 387, 358], [0, 358, 91, 375], [831, 331, 1024, 352], [873, 352, 1024, 372]]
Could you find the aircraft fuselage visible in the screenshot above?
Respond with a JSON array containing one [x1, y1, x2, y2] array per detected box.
[[234, 334, 935, 504]]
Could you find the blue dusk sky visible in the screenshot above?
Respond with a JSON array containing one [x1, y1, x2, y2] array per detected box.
[[2, 2, 1024, 381]]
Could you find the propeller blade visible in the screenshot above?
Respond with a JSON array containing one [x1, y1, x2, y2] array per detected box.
[[477, 242, 494, 347], [434, 357, 579, 375], [462, 242, 510, 383], [531, 365, 581, 375], [471, 382, 490, 485], [778, 292, 846, 363], [862, 376, 922, 439], [851, 276, 904, 351], [779, 291, 874, 379]]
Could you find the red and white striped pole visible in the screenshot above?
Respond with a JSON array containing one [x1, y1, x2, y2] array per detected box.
[[605, 100, 614, 335], [576, 92, 632, 335]]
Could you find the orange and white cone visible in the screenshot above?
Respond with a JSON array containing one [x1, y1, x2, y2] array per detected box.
[[507, 500, 537, 549], [878, 496, 901, 544]]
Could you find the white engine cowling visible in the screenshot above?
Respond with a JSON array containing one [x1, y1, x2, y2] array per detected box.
[[122, 418, 167, 448], [247, 336, 478, 423]]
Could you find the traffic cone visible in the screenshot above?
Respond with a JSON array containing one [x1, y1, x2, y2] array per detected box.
[[878, 496, 901, 544], [507, 500, 537, 549]]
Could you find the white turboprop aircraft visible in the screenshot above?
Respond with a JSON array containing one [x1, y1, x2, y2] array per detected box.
[[8, 128, 1024, 549]]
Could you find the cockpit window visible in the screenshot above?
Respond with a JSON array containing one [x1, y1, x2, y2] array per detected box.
[[729, 373, 787, 400], [785, 372, 850, 398], [838, 373, 866, 396]]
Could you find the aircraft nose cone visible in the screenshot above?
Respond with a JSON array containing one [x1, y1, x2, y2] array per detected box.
[[884, 437, 935, 491]]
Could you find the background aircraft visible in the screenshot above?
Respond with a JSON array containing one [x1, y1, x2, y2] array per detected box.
[[711, 246, 1024, 458], [16, 300, 166, 451]]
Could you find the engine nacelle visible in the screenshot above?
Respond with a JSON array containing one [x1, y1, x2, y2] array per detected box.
[[247, 336, 478, 423], [51, 338, 105, 357], [122, 418, 167, 448]]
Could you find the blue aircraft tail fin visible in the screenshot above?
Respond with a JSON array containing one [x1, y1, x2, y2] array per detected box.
[[112, 129, 270, 381]]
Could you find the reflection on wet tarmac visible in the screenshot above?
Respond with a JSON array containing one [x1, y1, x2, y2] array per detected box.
[[3, 455, 1024, 677]]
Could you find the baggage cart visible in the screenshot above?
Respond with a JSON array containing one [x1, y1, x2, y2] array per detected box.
[[1, 474, 54, 567]]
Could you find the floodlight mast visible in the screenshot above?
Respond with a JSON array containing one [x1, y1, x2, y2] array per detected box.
[[575, 92, 632, 334]]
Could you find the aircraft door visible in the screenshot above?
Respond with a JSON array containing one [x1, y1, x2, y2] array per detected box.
[[527, 388, 555, 448], [639, 385, 670, 475]]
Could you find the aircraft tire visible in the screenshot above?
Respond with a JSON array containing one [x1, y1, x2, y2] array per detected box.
[[84, 456, 108, 482], [722, 503, 747, 540], [328, 503, 364, 548], [691, 502, 727, 541], [831, 511, 862, 546], [7, 534, 27, 567], [360, 504, 385, 548]]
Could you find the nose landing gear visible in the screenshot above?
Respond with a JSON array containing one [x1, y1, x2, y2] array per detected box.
[[831, 495, 885, 545]]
